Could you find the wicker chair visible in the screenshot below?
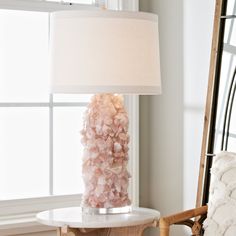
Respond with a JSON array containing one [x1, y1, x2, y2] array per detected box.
[[159, 0, 236, 235]]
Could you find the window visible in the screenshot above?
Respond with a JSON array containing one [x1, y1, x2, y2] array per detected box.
[[0, 0, 139, 217], [0, 8, 92, 201]]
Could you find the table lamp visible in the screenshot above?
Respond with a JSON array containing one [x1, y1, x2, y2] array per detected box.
[[50, 9, 161, 214]]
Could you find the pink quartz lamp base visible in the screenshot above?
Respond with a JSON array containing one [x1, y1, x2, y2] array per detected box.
[[81, 94, 131, 213]]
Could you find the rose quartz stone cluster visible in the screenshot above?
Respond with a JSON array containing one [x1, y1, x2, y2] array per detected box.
[[81, 93, 131, 209]]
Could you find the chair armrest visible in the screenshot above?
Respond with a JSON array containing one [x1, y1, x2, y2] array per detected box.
[[160, 205, 207, 225], [159, 205, 208, 236]]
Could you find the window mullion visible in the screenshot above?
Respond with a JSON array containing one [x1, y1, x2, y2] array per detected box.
[[0, 103, 50, 107], [49, 94, 54, 195], [0, 102, 89, 107]]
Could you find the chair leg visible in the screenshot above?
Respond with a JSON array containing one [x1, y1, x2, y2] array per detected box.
[[159, 218, 170, 236]]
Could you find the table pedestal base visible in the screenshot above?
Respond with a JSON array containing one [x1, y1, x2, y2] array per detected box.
[[58, 221, 158, 236]]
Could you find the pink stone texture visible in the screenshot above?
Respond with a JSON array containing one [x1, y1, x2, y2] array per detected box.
[[81, 93, 131, 209]]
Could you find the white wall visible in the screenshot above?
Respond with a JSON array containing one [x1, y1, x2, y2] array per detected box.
[[139, 0, 185, 235], [139, 0, 215, 235], [183, 0, 215, 210]]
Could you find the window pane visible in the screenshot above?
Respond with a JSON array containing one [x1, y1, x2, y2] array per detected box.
[[226, 0, 236, 15], [227, 138, 236, 152], [53, 94, 92, 103], [214, 130, 222, 152], [64, 0, 93, 3], [229, 21, 236, 47], [229, 95, 236, 135], [0, 10, 49, 102], [0, 108, 49, 200], [53, 107, 86, 195], [215, 52, 236, 133], [46, 0, 93, 4]]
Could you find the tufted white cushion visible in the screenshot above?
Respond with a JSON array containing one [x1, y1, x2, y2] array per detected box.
[[204, 151, 236, 236]]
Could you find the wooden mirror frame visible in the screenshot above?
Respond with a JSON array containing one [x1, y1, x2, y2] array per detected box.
[[196, 0, 227, 208]]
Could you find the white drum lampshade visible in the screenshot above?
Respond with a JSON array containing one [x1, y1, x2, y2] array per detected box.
[[50, 10, 161, 214], [50, 10, 161, 94]]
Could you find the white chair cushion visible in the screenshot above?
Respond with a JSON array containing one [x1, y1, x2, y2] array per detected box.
[[204, 151, 236, 236]]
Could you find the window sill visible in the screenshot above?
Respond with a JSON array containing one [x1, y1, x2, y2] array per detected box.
[[0, 194, 82, 217], [0, 213, 56, 235], [0, 195, 82, 235]]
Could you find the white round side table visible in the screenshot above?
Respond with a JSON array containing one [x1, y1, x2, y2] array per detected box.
[[37, 207, 160, 236]]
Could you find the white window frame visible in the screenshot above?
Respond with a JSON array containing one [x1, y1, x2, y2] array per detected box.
[[0, 0, 139, 229]]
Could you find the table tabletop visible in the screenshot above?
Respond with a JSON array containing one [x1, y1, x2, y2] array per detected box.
[[36, 207, 160, 229]]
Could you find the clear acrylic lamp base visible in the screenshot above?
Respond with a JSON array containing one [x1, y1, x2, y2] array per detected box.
[[82, 205, 132, 215]]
